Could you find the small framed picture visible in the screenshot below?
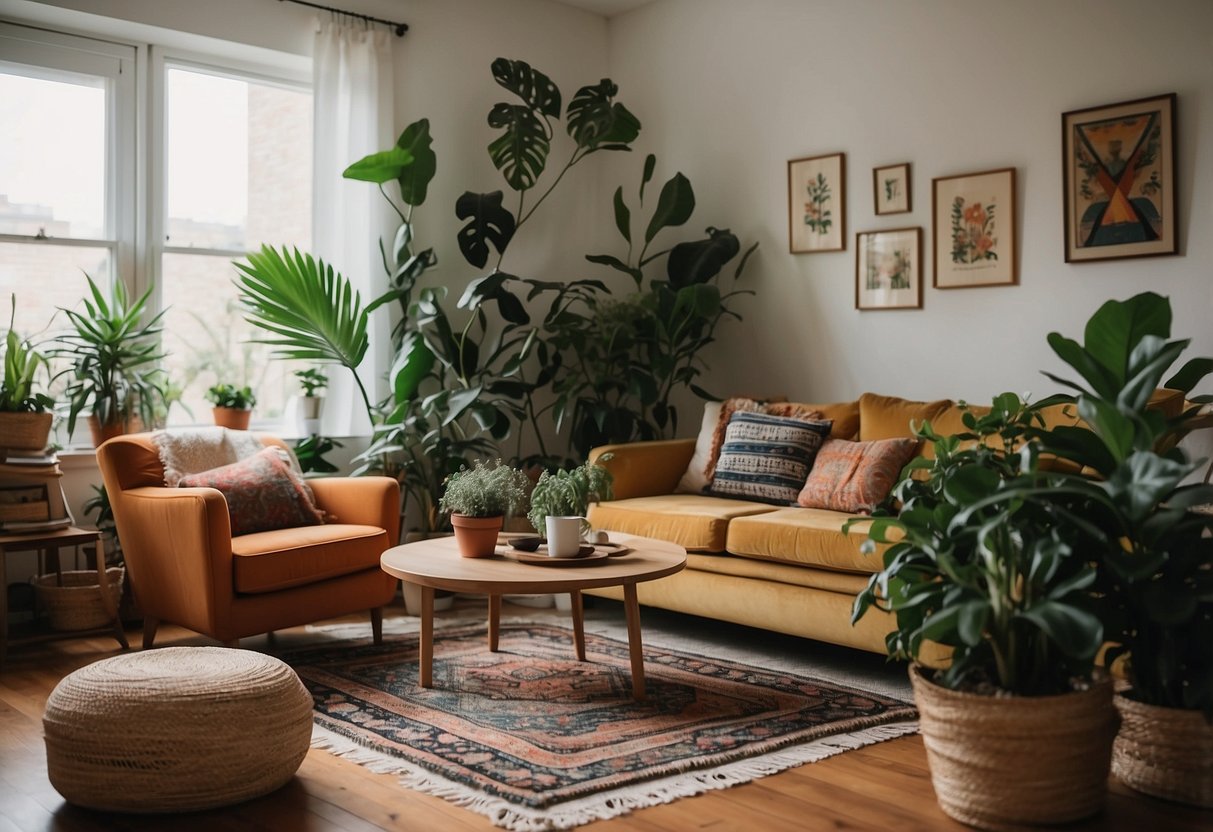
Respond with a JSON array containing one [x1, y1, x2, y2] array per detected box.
[[1062, 93, 1177, 262], [873, 163, 911, 215], [932, 167, 1017, 289], [855, 226, 922, 311], [788, 152, 846, 253]]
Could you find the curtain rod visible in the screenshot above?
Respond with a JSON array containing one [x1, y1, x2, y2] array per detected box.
[[279, 0, 409, 36]]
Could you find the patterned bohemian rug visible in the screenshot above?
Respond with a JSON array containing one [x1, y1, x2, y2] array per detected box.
[[283, 620, 917, 831]]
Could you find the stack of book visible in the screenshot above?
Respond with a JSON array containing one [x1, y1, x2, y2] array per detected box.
[[0, 448, 73, 533]]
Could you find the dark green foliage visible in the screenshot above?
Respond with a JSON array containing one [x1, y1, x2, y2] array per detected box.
[[204, 383, 255, 410], [294, 434, 343, 475]]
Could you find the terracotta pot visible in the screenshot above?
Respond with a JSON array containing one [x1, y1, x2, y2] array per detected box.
[[212, 407, 252, 430], [1113, 691, 1213, 808], [0, 411, 53, 453], [910, 664, 1116, 830], [88, 414, 128, 448], [449, 514, 503, 558]]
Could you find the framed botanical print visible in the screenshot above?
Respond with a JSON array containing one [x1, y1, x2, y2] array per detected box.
[[873, 163, 911, 215], [932, 167, 1017, 288], [788, 153, 846, 253], [1062, 93, 1177, 262], [855, 227, 922, 310]]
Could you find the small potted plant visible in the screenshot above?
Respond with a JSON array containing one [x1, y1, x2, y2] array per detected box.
[[294, 368, 327, 435], [55, 275, 167, 446], [852, 393, 1116, 830], [527, 458, 613, 538], [206, 383, 256, 430], [439, 459, 529, 558], [0, 295, 55, 453]]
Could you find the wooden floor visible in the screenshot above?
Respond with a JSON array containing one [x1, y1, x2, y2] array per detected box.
[[1, 603, 1207, 832]]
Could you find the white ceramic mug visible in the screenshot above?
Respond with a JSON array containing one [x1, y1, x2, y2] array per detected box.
[[545, 515, 585, 558]]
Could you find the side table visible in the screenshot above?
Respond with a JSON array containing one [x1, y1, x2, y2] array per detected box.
[[0, 526, 129, 671]]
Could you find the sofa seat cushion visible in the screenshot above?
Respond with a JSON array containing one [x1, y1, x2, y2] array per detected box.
[[588, 495, 778, 552], [232, 524, 389, 594], [685, 552, 869, 595], [726, 507, 894, 574]]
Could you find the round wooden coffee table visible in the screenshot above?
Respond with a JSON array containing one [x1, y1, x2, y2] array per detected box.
[[380, 534, 686, 700]]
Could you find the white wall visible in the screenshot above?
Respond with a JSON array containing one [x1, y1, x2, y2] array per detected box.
[[604, 0, 1213, 408]]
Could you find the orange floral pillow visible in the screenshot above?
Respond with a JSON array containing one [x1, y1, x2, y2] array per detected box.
[[179, 447, 324, 536], [796, 437, 919, 514]]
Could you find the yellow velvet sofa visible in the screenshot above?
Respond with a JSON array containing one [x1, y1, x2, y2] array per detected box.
[[583, 390, 1180, 656]]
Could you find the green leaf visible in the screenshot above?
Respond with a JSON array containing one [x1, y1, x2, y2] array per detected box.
[[442, 386, 483, 425], [942, 464, 1000, 504], [613, 186, 631, 244], [1076, 396, 1135, 461], [1165, 357, 1213, 394], [1018, 601, 1102, 660], [342, 146, 414, 184], [394, 118, 437, 207], [487, 103, 550, 191], [1046, 332, 1119, 399], [1083, 292, 1171, 386], [391, 330, 434, 404], [639, 153, 656, 202], [566, 79, 640, 150], [644, 172, 694, 244], [455, 191, 516, 268], [667, 227, 740, 288], [585, 253, 643, 285], [490, 58, 561, 117]]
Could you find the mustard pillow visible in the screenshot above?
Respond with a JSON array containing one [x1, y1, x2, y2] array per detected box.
[[858, 392, 951, 441], [778, 400, 860, 439]]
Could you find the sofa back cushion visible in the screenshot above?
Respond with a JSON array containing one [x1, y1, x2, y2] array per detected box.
[[797, 437, 919, 514], [777, 399, 860, 440], [858, 392, 952, 441], [709, 411, 832, 505]]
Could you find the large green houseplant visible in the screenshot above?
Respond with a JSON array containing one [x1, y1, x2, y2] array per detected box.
[[0, 295, 56, 452], [1027, 292, 1213, 806], [852, 393, 1115, 829], [55, 275, 168, 446]]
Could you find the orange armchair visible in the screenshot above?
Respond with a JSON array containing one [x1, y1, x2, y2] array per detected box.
[[97, 433, 400, 648]]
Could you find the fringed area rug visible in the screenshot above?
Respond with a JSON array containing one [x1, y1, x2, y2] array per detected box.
[[283, 621, 917, 831]]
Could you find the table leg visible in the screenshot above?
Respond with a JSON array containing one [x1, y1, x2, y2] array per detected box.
[[46, 546, 62, 585], [570, 591, 586, 661], [420, 586, 434, 688], [488, 594, 501, 652], [623, 583, 645, 701]]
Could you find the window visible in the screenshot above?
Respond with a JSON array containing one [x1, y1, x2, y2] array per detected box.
[[0, 23, 135, 337], [155, 60, 313, 425]]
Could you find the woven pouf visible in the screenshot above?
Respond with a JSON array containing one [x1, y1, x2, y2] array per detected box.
[[43, 646, 314, 812]]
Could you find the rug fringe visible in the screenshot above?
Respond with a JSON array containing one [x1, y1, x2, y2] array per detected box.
[[312, 720, 918, 831]]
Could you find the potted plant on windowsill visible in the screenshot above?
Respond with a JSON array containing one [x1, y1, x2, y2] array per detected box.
[[439, 459, 529, 558], [852, 393, 1115, 830], [294, 367, 327, 436], [55, 275, 168, 446], [206, 383, 256, 430], [0, 295, 55, 453]]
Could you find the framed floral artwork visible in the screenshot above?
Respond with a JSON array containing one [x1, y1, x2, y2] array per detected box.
[[932, 167, 1017, 289], [855, 227, 922, 310], [788, 153, 845, 253], [873, 163, 911, 215], [1062, 93, 1177, 262]]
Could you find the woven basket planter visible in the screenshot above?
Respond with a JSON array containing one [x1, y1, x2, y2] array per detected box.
[[910, 664, 1117, 830], [33, 568, 124, 631], [0, 411, 53, 453], [1113, 692, 1213, 808]]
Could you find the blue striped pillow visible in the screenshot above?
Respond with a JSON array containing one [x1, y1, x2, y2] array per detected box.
[[709, 411, 833, 505]]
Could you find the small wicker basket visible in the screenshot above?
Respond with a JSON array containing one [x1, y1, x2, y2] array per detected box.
[[1113, 692, 1213, 808], [34, 568, 125, 631], [0, 411, 53, 453]]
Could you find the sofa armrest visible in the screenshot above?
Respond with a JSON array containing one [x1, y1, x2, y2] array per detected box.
[[589, 439, 696, 500], [307, 476, 401, 546]]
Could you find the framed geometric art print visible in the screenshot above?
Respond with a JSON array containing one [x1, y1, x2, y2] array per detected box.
[[1062, 93, 1177, 262]]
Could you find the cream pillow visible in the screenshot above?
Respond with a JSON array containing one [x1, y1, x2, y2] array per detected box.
[[675, 401, 723, 493]]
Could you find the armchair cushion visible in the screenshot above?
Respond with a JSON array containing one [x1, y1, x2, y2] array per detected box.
[[231, 524, 389, 594], [179, 448, 323, 536]]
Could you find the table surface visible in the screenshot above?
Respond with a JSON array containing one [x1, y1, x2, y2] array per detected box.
[[0, 526, 99, 550], [380, 533, 686, 594]]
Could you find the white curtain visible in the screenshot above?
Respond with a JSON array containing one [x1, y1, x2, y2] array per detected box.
[[312, 17, 395, 437]]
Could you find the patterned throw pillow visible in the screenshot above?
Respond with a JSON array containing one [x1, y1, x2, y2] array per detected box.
[[178, 447, 324, 536], [709, 411, 833, 505], [797, 437, 919, 514]]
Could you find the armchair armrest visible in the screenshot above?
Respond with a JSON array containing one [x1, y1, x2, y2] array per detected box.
[[589, 439, 696, 500], [307, 476, 401, 546], [116, 486, 234, 633]]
